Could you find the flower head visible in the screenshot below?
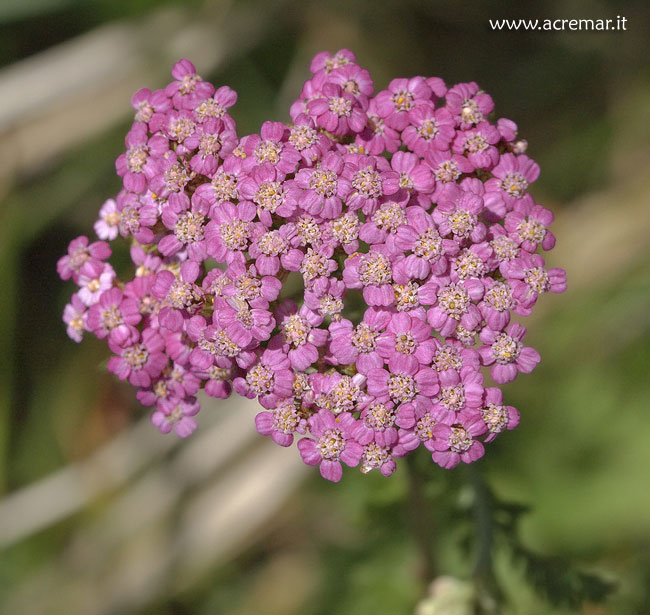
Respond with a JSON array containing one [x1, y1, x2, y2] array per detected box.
[[58, 52, 566, 481]]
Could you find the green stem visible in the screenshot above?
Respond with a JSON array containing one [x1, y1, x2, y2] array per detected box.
[[469, 464, 503, 615], [405, 453, 437, 590]]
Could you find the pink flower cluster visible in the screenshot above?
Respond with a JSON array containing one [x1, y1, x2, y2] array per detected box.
[[59, 51, 566, 481]]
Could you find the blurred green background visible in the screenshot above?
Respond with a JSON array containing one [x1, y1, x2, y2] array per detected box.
[[1, 0, 649, 613]]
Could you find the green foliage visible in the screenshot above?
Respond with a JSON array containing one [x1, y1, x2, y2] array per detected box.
[[450, 469, 616, 612], [491, 481, 615, 610], [510, 542, 615, 609]]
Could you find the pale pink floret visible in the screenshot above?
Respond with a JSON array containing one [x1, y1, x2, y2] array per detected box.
[[366, 361, 439, 429], [165, 59, 214, 110], [269, 302, 327, 371], [389, 151, 435, 199], [115, 122, 167, 194], [479, 387, 520, 442], [374, 77, 432, 131], [433, 184, 486, 244], [221, 262, 282, 309], [504, 196, 556, 252], [425, 278, 484, 338], [431, 415, 487, 469], [355, 98, 402, 155], [63, 293, 88, 342], [503, 252, 567, 309], [215, 300, 275, 347], [328, 64, 374, 98], [485, 153, 540, 208], [94, 199, 121, 241], [115, 191, 159, 244], [297, 409, 363, 482], [241, 121, 301, 175], [234, 348, 294, 409], [402, 104, 456, 156], [151, 396, 200, 437], [57, 236, 111, 282], [392, 206, 460, 281], [310, 49, 357, 75], [238, 162, 297, 227], [328, 308, 391, 373], [293, 150, 350, 220], [184, 117, 238, 176], [445, 82, 494, 129], [307, 83, 368, 136], [76, 261, 116, 307], [204, 200, 258, 266], [248, 224, 296, 276], [375, 312, 436, 373], [451, 121, 501, 170], [342, 250, 394, 307], [510, 139, 528, 154], [255, 399, 307, 447], [86, 287, 141, 345], [478, 323, 541, 384], [352, 399, 398, 447], [341, 153, 400, 215], [431, 366, 484, 425], [108, 327, 167, 388], [131, 87, 171, 125]]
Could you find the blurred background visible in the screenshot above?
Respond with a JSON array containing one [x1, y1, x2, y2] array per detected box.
[[1, 0, 649, 613]]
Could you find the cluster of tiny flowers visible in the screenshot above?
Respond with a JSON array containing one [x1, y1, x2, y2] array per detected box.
[[59, 51, 566, 482]]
